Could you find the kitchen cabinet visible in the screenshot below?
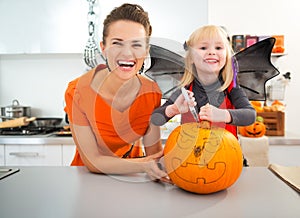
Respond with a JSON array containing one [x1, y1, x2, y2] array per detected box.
[[269, 145, 300, 166], [5, 144, 62, 166], [0, 145, 4, 166], [0, 0, 87, 54], [62, 145, 76, 166], [0, 135, 76, 166]]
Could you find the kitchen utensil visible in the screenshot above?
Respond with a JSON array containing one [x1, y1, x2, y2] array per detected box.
[[1, 99, 31, 120], [181, 87, 200, 123], [0, 117, 36, 128], [0, 115, 14, 120], [83, 0, 101, 69], [31, 117, 63, 127], [0, 168, 20, 180]]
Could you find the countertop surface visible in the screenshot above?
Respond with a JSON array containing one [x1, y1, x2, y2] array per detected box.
[[0, 131, 299, 145], [0, 133, 75, 145], [0, 166, 299, 218]]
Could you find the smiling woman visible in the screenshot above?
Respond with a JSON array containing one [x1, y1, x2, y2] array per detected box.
[[100, 20, 148, 81], [64, 3, 170, 183]]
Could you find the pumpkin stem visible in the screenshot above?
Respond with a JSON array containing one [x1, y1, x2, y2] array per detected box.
[[199, 120, 211, 129]]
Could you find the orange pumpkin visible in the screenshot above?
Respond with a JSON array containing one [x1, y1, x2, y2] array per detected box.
[[164, 121, 243, 194], [239, 116, 266, 138]]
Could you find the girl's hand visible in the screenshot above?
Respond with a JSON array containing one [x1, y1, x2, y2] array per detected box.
[[166, 90, 197, 117], [199, 103, 231, 123]]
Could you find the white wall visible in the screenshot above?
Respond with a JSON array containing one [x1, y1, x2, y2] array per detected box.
[[0, 54, 87, 118], [0, 0, 299, 133], [208, 0, 300, 133], [0, 0, 207, 121], [96, 0, 207, 44]]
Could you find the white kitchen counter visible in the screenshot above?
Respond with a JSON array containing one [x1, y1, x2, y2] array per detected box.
[[0, 130, 300, 146], [267, 131, 300, 145], [0, 134, 74, 145], [0, 166, 299, 218]]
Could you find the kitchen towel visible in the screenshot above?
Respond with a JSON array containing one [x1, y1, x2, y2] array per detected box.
[[239, 135, 269, 167], [268, 163, 300, 193]]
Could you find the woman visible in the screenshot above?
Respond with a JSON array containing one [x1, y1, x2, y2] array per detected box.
[[151, 25, 256, 138], [65, 3, 168, 182]]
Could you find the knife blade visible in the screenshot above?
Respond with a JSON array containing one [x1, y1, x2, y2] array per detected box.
[[181, 87, 200, 123]]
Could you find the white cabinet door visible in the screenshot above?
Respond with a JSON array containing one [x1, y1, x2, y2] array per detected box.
[[0, 145, 4, 166], [62, 145, 76, 166], [269, 145, 300, 166], [5, 145, 62, 166]]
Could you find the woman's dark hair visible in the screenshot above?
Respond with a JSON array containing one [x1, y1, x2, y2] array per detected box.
[[102, 3, 152, 45]]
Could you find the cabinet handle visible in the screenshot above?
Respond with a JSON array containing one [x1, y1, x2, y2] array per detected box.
[[9, 152, 40, 157]]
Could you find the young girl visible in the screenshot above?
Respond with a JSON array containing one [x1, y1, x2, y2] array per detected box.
[[151, 25, 256, 138], [65, 3, 169, 182]]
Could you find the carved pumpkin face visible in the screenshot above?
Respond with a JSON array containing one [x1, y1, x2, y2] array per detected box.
[[239, 121, 266, 138], [164, 122, 243, 194]]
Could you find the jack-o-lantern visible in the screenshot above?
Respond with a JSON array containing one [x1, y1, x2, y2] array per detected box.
[[239, 116, 266, 138], [164, 121, 243, 194]]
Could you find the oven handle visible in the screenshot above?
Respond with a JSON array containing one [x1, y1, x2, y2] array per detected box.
[[9, 152, 40, 157]]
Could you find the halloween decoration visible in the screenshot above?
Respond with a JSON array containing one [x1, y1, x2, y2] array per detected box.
[[239, 116, 266, 138], [234, 37, 280, 100], [144, 42, 185, 98], [164, 121, 243, 194], [250, 101, 264, 112]]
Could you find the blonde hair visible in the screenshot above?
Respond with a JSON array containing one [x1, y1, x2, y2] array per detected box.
[[181, 25, 233, 91]]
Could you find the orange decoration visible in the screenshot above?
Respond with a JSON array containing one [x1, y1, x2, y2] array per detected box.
[[271, 100, 284, 106], [239, 116, 266, 138], [250, 101, 262, 107], [272, 35, 285, 53], [164, 121, 243, 194], [250, 101, 264, 112]]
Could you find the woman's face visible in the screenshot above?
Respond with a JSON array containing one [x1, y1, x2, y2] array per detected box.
[[191, 36, 227, 77], [101, 20, 148, 81]]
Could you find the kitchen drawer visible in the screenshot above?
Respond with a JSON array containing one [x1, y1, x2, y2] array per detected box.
[[5, 144, 62, 166], [0, 145, 4, 166]]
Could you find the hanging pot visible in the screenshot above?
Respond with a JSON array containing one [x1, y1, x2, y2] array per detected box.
[[0, 100, 31, 121]]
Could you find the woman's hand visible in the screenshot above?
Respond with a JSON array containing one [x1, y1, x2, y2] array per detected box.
[[199, 103, 232, 123], [143, 150, 172, 184]]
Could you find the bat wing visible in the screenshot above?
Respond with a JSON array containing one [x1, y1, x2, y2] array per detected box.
[[234, 37, 280, 100]]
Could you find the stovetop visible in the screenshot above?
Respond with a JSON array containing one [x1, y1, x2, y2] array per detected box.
[[0, 126, 61, 136]]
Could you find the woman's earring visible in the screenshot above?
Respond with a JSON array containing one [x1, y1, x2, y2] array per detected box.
[[105, 58, 111, 72], [139, 63, 145, 74]]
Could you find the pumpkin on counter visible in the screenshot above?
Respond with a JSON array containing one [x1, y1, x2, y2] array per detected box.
[[164, 121, 243, 194], [239, 116, 266, 138]]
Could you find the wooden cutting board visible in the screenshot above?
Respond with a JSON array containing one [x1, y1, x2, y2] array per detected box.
[[268, 163, 300, 193]]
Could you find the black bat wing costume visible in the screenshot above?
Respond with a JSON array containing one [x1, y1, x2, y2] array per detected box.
[[144, 37, 280, 101]]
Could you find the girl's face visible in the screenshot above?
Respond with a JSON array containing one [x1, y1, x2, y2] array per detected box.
[[101, 20, 148, 81], [191, 37, 227, 77]]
